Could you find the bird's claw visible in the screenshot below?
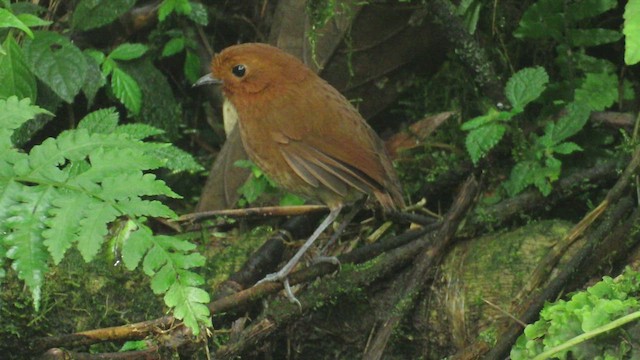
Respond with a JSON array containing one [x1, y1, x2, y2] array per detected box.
[[283, 279, 302, 310], [256, 271, 302, 309], [255, 271, 283, 286]]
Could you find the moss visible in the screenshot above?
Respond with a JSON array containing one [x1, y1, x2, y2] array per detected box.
[[0, 249, 164, 359], [202, 225, 273, 288]]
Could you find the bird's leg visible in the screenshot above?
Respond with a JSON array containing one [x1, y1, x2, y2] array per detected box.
[[312, 201, 364, 267], [320, 200, 365, 254], [256, 206, 342, 303]]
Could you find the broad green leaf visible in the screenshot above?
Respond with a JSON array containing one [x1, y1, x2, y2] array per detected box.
[[0, 35, 37, 101], [162, 37, 185, 57], [120, 60, 183, 138], [72, 0, 136, 31], [455, 0, 481, 34], [238, 173, 269, 203], [624, 0, 640, 65], [78, 107, 119, 134], [567, 0, 617, 22], [110, 67, 142, 115], [553, 142, 582, 155], [81, 53, 106, 106], [550, 102, 591, 143], [574, 72, 618, 111], [622, 79, 636, 101], [102, 57, 116, 77], [568, 28, 622, 47], [119, 341, 149, 352], [16, 13, 52, 28], [0, 8, 33, 38], [109, 43, 148, 61], [23, 31, 88, 103], [461, 108, 510, 131], [514, 0, 563, 40], [505, 67, 548, 110], [188, 2, 209, 25], [504, 160, 540, 196], [280, 193, 306, 206], [84, 48, 106, 66], [465, 123, 506, 164], [158, 0, 192, 21], [184, 50, 201, 84]]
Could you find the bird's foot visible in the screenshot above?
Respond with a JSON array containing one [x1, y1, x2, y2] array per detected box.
[[256, 271, 302, 309]]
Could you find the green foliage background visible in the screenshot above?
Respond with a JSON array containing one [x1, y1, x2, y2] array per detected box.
[[0, 0, 210, 336], [0, 0, 639, 357]]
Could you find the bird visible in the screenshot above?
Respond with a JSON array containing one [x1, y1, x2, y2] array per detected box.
[[195, 43, 405, 304]]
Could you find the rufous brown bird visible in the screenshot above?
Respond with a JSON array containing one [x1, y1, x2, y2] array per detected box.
[[196, 43, 405, 304]]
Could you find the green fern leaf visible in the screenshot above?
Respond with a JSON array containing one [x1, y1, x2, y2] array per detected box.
[[117, 198, 175, 218], [114, 123, 165, 139], [149, 145, 204, 173], [0, 180, 20, 231], [151, 263, 176, 294], [4, 185, 53, 311], [165, 281, 211, 336], [43, 191, 87, 263], [2, 105, 210, 333], [77, 107, 119, 134], [121, 226, 153, 271], [567, 0, 617, 22], [101, 173, 180, 201], [74, 146, 164, 184], [568, 28, 622, 47], [76, 201, 119, 261], [0, 96, 51, 148]]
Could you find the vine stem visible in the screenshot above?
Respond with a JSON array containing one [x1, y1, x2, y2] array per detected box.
[[532, 310, 640, 360]]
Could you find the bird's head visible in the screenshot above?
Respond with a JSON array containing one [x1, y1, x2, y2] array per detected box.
[[195, 43, 311, 99]]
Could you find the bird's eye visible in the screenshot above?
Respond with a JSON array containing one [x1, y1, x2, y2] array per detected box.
[[232, 64, 246, 78]]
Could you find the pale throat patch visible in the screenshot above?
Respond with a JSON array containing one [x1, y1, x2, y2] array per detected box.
[[222, 98, 239, 137]]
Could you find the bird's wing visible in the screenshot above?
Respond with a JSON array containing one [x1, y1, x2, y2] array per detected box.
[[275, 131, 383, 199]]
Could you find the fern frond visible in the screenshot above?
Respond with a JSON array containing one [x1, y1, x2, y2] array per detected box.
[[4, 184, 54, 311], [1, 106, 211, 334], [0, 97, 52, 149]]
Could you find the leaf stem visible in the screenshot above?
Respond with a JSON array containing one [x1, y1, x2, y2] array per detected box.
[[532, 311, 640, 360]]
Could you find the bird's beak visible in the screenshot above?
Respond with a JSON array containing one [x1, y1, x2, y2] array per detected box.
[[193, 73, 222, 87]]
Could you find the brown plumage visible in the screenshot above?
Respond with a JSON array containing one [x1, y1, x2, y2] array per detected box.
[[196, 43, 404, 303]]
